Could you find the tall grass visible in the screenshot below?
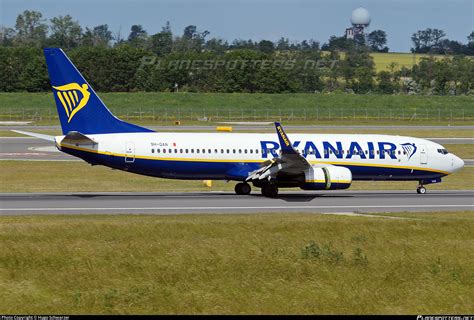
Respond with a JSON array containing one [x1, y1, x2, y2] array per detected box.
[[0, 212, 472, 314]]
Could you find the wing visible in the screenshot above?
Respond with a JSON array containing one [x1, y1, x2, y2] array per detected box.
[[246, 122, 311, 182]]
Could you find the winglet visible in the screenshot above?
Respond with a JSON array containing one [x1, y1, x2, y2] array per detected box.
[[274, 122, 297, 155]]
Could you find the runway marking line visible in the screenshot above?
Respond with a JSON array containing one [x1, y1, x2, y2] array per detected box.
[[1, 204, 472, 212]]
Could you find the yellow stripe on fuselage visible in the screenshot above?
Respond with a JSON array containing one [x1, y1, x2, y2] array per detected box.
[[59, 143, 450, 175], [305, 180, 351, 184]]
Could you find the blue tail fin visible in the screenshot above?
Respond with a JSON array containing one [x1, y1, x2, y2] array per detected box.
[[44, 48, 153, 135]]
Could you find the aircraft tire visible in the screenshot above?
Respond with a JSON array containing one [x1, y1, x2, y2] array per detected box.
[[417, 186, 426, 194], [235, 182, 251, 195], [261, 183, 278, 198]]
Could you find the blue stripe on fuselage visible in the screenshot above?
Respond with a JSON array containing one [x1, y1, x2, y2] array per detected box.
[[61, 146, 446, 181]]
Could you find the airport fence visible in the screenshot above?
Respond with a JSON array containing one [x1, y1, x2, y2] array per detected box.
[[0, 106, 473, 122]]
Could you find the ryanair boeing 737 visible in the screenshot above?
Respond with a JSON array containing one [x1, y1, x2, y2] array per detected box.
[[14, 48, 464, 197]]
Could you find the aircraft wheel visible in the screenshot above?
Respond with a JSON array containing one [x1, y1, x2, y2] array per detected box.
[[261, 183, 278, 198], [417, 186, 426, 194], [235, 182, 251, 195]]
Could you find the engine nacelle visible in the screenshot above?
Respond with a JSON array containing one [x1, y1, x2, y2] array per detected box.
[[301, 165, 352, 190]]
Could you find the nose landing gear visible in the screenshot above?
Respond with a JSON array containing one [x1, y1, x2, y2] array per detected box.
[[416, 184, 426, 194]]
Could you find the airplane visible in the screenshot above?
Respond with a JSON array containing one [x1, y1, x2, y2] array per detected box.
[[14, 48, 465, 197]]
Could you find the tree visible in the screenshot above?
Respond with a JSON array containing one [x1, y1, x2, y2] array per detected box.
[[257, 40, 274, 54], [377, 71, 395, 93], [438, 39, 463, 54], [353, 34, 366, 49], [174, 25, 209, 52], [322, 35, 354, 51], [204, 38, 228, 54], [82, 24, 113, 47], [150, 22, 173, 56], [49, 15, 82, 49], [276, 37, 290, 51], [14, 10, 48, 46], [367, 30, 388, 52], [230, 39, 257, 50], [128, 25, 148, 47], [411, 28, 446, 53], [465, 32, 474, 55], [0, 27, 16, 46], [467, 31, 474, 43]]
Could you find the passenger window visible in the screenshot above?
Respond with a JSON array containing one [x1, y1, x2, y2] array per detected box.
[[157, 149, 161, 153], [174, 149, 177, 153], [250, 149, 253, 154], [233, 149, 236, 154], [244, 149, 248, 154], [202, 149, 205, 154], [168, 149, 172, 153], [221, 149, 224, 153], [226, 149, 230, 154], [214, 149, 217, 153], [151, 149, 155, 153], [185, 149, 188, 153], [163, 149, 167, 154], [238, 149, 242, 154], [191, 149, 194, 153], [197, 149, 200, 154], [256, 149, 259, 154]]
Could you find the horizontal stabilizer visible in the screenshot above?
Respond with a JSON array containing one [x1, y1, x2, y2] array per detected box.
[[11, 130, 55, 141], [62, 131, 97, 145]]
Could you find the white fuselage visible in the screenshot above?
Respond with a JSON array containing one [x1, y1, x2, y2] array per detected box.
[[56, 132, 464, 182]]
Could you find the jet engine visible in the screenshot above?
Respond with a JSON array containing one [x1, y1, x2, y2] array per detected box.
[[300, 165, 352, 190]]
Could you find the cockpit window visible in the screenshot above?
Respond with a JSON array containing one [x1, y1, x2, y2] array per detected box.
[[437, 148, 449, 155]]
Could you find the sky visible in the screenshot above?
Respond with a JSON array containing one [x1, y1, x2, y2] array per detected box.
[[1, 0, 473, 52]]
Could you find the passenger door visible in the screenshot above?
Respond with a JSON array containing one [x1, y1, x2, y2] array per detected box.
[[420, 144, 428, 164], [125, 141, 135, 163]]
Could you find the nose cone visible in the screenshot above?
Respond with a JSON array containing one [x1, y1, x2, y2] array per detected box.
[[451, 155, 464, 172]]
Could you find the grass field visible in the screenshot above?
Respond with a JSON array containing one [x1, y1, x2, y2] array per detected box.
[[0, 212, 472, 314], [1, 160, 472, 193], [370, 52, 445, 72], [0, 92, 473, 124]]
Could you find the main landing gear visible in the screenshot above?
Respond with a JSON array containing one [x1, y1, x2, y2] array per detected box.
[[235, 182, 251, 195], [261, 183, 278, 198], [235, 181, 279, 197]]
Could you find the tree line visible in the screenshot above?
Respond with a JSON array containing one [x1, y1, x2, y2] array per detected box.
[[0, 10, 473, 95]]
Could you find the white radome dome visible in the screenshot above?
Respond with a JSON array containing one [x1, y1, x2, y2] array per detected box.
[[351, 7, 371, 26]]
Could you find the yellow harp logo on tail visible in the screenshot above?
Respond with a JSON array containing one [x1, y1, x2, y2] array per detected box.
[[52, 83, 90, 123]]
